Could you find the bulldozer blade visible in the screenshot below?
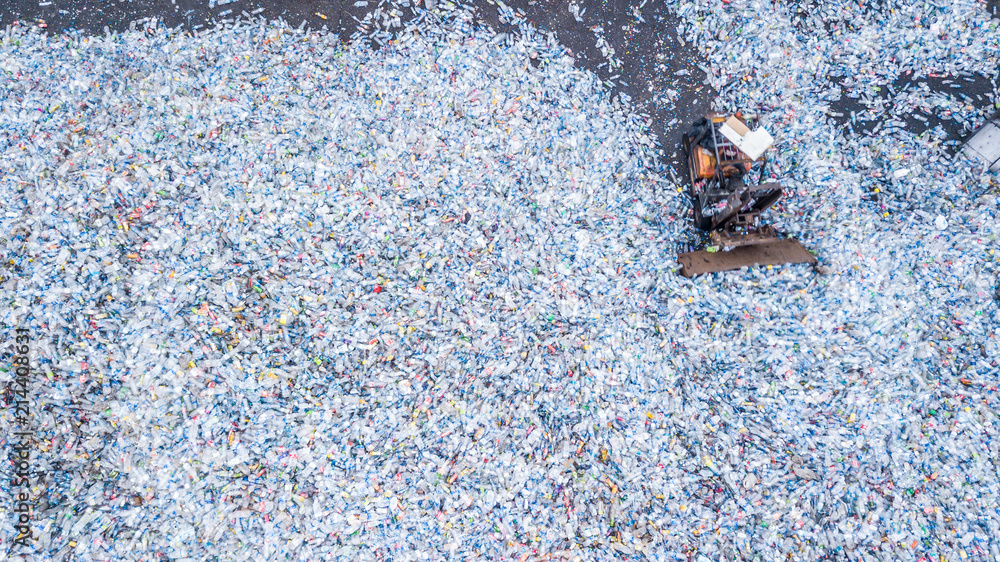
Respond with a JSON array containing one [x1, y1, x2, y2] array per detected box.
[[677, 238, 816, 277]]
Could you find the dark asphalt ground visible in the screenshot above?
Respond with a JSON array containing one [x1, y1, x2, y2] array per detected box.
[[2, 0, 998, 172], [0, 0, 715, 177]]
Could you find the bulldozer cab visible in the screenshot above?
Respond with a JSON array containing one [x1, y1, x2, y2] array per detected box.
[[682, 113, 780, 238]]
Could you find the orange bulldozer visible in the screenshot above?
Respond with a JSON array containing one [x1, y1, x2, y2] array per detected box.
[[677, 112, 816, 277]]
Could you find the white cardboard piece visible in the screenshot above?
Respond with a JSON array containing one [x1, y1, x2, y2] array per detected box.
[[719, 116, 774, 160]]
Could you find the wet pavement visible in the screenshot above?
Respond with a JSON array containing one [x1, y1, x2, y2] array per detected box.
[[831, 72, 999, 153]]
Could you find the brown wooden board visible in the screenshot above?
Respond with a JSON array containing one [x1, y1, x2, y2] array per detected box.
[[677, 239, 816, 277]]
